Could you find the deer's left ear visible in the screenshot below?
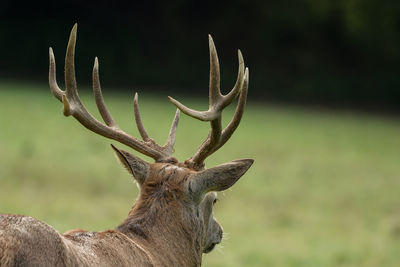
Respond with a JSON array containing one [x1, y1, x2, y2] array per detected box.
[[111, 144, 149, 184], [189, 159, 254, 196]]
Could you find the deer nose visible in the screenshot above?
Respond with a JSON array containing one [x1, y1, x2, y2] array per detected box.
[[217, 227, 223, 242]]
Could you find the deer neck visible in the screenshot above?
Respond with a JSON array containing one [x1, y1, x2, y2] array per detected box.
[[117, 200, 204, 266]]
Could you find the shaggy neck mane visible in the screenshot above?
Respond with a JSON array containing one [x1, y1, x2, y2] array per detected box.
[[116, 183, 203, 266]]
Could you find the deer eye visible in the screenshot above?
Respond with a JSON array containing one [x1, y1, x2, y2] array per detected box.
[[213, 198, 218, 205]]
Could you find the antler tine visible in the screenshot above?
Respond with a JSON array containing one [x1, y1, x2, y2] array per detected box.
[[221, 50, 245, 108], [134, 93, 181, 156], [208, 35, 221, 106], [133, 93, 151, 141], [93, 57, 118, 128], [210, 68, 249, 154], [163, 109, 180, 155], [49, 24, 179, 162], [167, 96, 213, 121], [65, 23, 79, 101], [168, 39, 245, 122], [48, 48, 63, 101], [167, 35, 224, 122]]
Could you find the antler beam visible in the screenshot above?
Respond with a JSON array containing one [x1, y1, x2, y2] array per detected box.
[[49, 24, 179, 163]]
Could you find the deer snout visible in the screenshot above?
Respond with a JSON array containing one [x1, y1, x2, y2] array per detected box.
[[204, 219, 223, 253], [217, 225, 223, 242]]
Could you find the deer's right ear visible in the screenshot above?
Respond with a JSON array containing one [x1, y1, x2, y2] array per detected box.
[[111, 144, 149, 184], [189, 159, 254, 200]]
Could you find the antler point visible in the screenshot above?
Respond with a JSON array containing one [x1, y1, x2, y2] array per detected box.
[[238, 50, 244, 65], [94, 57, 99, 68], [167, 96, 176, 103], [61, 94, 72, 116], [208, 35, 216, 48]]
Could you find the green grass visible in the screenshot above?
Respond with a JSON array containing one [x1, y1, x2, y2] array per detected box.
[[1, 81, 400, 266]]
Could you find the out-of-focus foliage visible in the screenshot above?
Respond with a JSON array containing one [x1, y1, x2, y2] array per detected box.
[[0, 0, 399, 110]]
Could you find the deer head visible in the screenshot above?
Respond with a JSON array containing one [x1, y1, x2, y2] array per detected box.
[[48, 24, 253, 262]]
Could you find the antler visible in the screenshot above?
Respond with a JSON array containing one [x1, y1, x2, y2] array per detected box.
[[49, 24, 180, 163], [169, 35, 249, 170]]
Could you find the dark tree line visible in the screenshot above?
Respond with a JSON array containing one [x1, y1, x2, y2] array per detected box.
[[1, 0, 400, 110]]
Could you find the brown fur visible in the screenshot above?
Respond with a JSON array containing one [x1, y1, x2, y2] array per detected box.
[[117, 164, 204, 266], [0, 152, 253, 267], [0, 164, 209, 266]]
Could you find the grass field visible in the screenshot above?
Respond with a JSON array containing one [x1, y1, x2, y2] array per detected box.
[[0, 81, 400, 266]]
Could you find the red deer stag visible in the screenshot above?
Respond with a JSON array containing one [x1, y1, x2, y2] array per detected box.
[[0, 24, 253, 266]]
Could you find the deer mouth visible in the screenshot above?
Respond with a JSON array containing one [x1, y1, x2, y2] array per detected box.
[[203, 242, 218, 254]]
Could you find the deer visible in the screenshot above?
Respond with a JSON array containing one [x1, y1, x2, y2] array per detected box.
[[0, 24, 253, 266]]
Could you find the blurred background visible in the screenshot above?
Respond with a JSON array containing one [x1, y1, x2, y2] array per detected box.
[[1, 0, 400, 110], [1, 1, 400, 266]]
